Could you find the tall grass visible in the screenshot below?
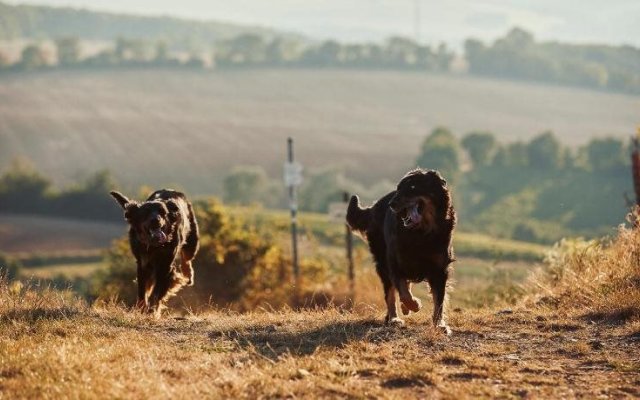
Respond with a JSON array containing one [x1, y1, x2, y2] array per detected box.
[[527, 220, 640, 323]]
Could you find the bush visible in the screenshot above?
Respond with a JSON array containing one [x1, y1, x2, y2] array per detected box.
[[90, 198, 331, 312]]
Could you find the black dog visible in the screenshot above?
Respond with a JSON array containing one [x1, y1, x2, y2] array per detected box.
[[110, 189, 199, 315], [347, 169, 456, 333]]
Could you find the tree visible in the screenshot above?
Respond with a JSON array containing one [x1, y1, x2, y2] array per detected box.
[[585, 137, 627, 172], [0, 157, 50, 212], [19, 44, 46, 70], [461, 131, 497, 167], [223, 166, 273, 205], [55, 37, 80, 66], [55, 170, 120, 220], [527, 131, 563, 170], [416, 127, 460, 183], [154, 40, 169, 63]]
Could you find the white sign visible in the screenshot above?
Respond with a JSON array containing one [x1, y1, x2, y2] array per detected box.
[[283, 162, 303, 187]]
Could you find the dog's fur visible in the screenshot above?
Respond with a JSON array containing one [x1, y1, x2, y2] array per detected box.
[[347, 169, 456, 333], [110, 189, 199, 316]]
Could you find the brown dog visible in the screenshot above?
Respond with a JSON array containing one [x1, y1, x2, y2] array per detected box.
[[347, 169, 456, 334], [110, 189, 199, 316]]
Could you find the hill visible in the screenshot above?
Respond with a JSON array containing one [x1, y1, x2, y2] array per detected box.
[[1, 224, 638, 398], [1, 69, 638, 193], [0, 1, 287, 47]]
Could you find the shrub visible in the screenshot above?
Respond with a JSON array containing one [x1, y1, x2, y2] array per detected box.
[[90, 198, 331, 312]]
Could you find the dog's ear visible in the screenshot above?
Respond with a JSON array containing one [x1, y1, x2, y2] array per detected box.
[[110, 191, 139, 223], [166, 199, 181, 222], [427, 170, 447, 187], [110, 191, 131, 210]]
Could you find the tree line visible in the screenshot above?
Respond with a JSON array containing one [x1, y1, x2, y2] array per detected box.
[[0, 35, 454, 72], [465, 28, 640, 95], [0, 129, 632, 244], [2, 28, 639, 95]]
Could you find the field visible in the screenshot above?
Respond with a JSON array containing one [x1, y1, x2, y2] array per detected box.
[[1, 221, 638, 399], [0, 214, 122, 255], [1, 69, 638, 193]]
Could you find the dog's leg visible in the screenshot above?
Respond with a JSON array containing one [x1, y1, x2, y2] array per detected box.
[[427, 267, 451, 335], [136, 263, 154, 312], [179, 251, 194, 286], [148, 261, 172, 316], [397, 280, 422, 315], [384, 282, 403, 325]]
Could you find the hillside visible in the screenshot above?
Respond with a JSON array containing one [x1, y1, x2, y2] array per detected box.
[[1, 69, 638, 193], [1, 225, 638, 398], [0, 1, 285, 46]]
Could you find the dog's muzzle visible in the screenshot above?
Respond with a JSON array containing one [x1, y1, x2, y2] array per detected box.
[[150, 228, 168, 245]]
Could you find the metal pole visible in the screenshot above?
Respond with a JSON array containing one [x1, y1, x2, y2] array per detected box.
[[343, 191, 355, 305], [287, 138, 300, 304]]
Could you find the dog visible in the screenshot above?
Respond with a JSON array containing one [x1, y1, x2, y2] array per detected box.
[[110, 189, 199, 316], [346, 168, 456, 334]]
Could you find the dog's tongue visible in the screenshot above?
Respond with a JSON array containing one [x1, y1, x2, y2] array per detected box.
[[409, 205, 421, 224], [151, 229, 168, 244]]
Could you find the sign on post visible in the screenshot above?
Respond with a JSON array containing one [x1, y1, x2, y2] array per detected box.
[[285, 138, 302, 306], [283, 161, 303, 188]]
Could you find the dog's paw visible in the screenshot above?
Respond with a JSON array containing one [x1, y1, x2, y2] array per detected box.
[[436, 323, 452, 336], [386, 317, 405, 326], [400, 296, 422, 314]]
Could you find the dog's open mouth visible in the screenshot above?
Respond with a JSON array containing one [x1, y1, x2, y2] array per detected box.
[[150, 228, 168, 245], [399, 201, 423, 228]]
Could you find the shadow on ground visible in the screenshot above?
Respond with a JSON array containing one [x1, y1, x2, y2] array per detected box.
[[208, 319, 435, 358]]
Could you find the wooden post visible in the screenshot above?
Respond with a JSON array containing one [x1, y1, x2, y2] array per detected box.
[[286, 138, 300, 305], [632, 133, 640, 207], [343, 191, 355, 305]]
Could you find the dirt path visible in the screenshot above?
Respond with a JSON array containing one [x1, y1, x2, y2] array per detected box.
[[1, 290, 638, 399]]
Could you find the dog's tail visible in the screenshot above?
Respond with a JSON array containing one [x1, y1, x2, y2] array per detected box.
[[346, 195, 371, 233]]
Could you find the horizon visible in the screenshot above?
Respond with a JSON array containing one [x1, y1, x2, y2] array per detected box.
[[5, 0, 640, 49]]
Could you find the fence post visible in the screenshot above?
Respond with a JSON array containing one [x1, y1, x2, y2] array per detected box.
[[285, 138, 300, 305], [343, 191, 355, 305]]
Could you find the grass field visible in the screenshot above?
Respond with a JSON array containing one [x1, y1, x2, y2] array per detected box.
[[1, 69, 638, 193], [2, 221, 638, 400]]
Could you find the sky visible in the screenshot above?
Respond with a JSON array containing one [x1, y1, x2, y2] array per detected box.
[[7, 0, 640, 48]]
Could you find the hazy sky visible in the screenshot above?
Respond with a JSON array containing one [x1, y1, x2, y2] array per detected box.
[[7, 0, 640, 48]]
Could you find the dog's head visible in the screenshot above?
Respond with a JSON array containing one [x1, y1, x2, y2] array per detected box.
[[388, 169, 449, 231], [110, 191, 180, 248]]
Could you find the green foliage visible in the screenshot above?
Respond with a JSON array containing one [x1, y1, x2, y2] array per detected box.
[[19, 44, 46, 70], [466, 27, 640, 95], [461, 131, 497, 167], [55, 37, 80, 65], [416, 127, 460, 183], [0, 158, 121, 221], [526, 131, 563, 170], [0, 158, 51, 213], [585, 137, 628, 173], [298, 168, 391, 213], [223, 165, 280, 207]]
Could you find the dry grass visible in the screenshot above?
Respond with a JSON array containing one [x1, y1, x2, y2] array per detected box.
[[1, 226, 638, 399], [525, 224, 640, 325]]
